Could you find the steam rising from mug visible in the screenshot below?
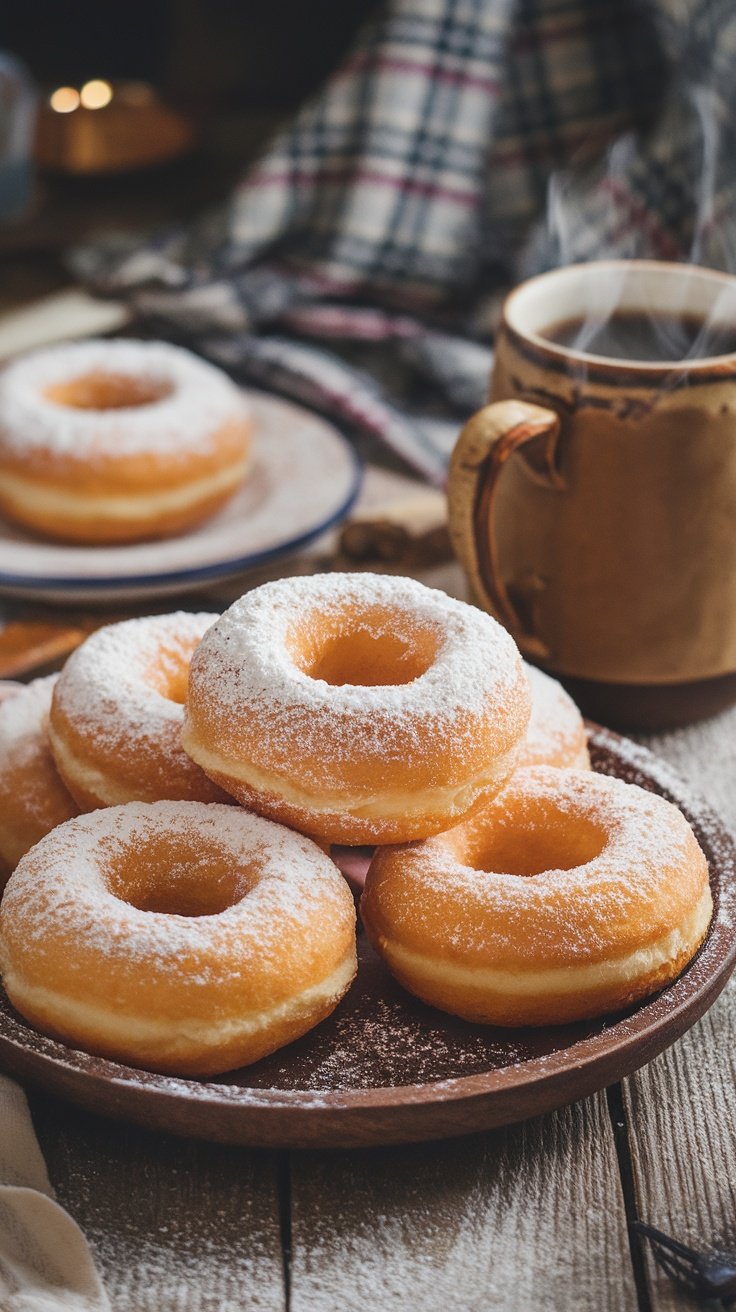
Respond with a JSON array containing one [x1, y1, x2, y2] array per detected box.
[[523, 77, 736, 367]]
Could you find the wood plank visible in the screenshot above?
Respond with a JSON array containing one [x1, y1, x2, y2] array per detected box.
[[638, 708, 736, 831], [290, 1093, 638, 1312], [622, 713, 736, 1309], [0, 290, 128, 363], [28, 1089, 286, 1312], [623, 986, 736, 1310]]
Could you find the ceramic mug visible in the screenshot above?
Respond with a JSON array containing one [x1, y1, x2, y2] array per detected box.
[[448, 260, 736, 728]]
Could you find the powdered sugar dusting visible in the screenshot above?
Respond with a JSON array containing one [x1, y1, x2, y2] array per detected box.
[[0, 728, 731, 1145], [637, 712, 736, 830], [52, 612, 221, 800], [0, 676, 78, 850], [369, 765, 707, 965], [1, 801, 352, 987], [248, 988, 526, 1092], [187, 573, 529, 787], [594, 724, 735, 933], [0, 338, 249, 461], [519, 664, 588, 768]]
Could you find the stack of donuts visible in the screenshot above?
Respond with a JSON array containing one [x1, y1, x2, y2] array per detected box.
[[0, 573, 712, 1077]]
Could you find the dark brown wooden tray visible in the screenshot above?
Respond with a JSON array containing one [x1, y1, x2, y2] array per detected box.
[[0, 726, 734, 1149]]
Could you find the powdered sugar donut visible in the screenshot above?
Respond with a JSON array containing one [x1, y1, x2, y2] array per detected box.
[[0, 801, 357, 1075], [183, 573, 531, 845], [362, 766, 712, 1026], [0, 339, 252, 543], [0, 676, 78, 885], [519, 664, 590, 770], [49, 612, 228, 809]]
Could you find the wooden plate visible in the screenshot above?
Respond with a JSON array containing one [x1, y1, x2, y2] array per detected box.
[[0, 727, 734, 1148]]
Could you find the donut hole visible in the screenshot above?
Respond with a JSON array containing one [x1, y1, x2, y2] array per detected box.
[[158, 667, 189, 705], [289, 611, 440, 687], [44, 370, 173, 411], [105, 836, 253, 917], [463, 804, 607, 877], [146, 638, 202, 705]]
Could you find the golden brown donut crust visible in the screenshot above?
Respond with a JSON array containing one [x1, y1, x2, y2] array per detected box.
[[0, 676, 78, 885], [183, 574, 531, 845], [518, 663, 590, 771], [49, 613, 228, 809], [361, 766, 712, 1026], [0, 801, 357, 1076]]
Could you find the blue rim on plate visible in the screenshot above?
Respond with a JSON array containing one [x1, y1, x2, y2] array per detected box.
[[0, 395, 363, 595], [0, 451, 362, 591]]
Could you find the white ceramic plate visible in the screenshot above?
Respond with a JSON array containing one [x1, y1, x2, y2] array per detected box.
[[0, 392, 362, 604]]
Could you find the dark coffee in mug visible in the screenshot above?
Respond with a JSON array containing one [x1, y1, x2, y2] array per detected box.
[[542, 309, 736, 362]]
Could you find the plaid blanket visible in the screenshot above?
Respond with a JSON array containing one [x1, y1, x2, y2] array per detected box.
[[81, 0, 734, 484]]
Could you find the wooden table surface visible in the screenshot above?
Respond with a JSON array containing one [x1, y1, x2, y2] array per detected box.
[[11, 542, 735, 1312]]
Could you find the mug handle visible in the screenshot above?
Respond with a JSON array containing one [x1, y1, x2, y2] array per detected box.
[[448, 399, 564, 661]]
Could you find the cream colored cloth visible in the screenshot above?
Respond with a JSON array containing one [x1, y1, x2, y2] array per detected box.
[[0, 1076, 109, 1311]]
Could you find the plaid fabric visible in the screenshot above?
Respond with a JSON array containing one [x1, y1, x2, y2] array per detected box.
[[83, 0, 731, 484]]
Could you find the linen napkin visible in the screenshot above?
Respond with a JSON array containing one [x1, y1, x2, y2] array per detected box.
[[0, 1076, 109, 1312]]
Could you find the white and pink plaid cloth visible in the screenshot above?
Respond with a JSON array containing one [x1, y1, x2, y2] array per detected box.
[[82, 0, 735, 483]]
